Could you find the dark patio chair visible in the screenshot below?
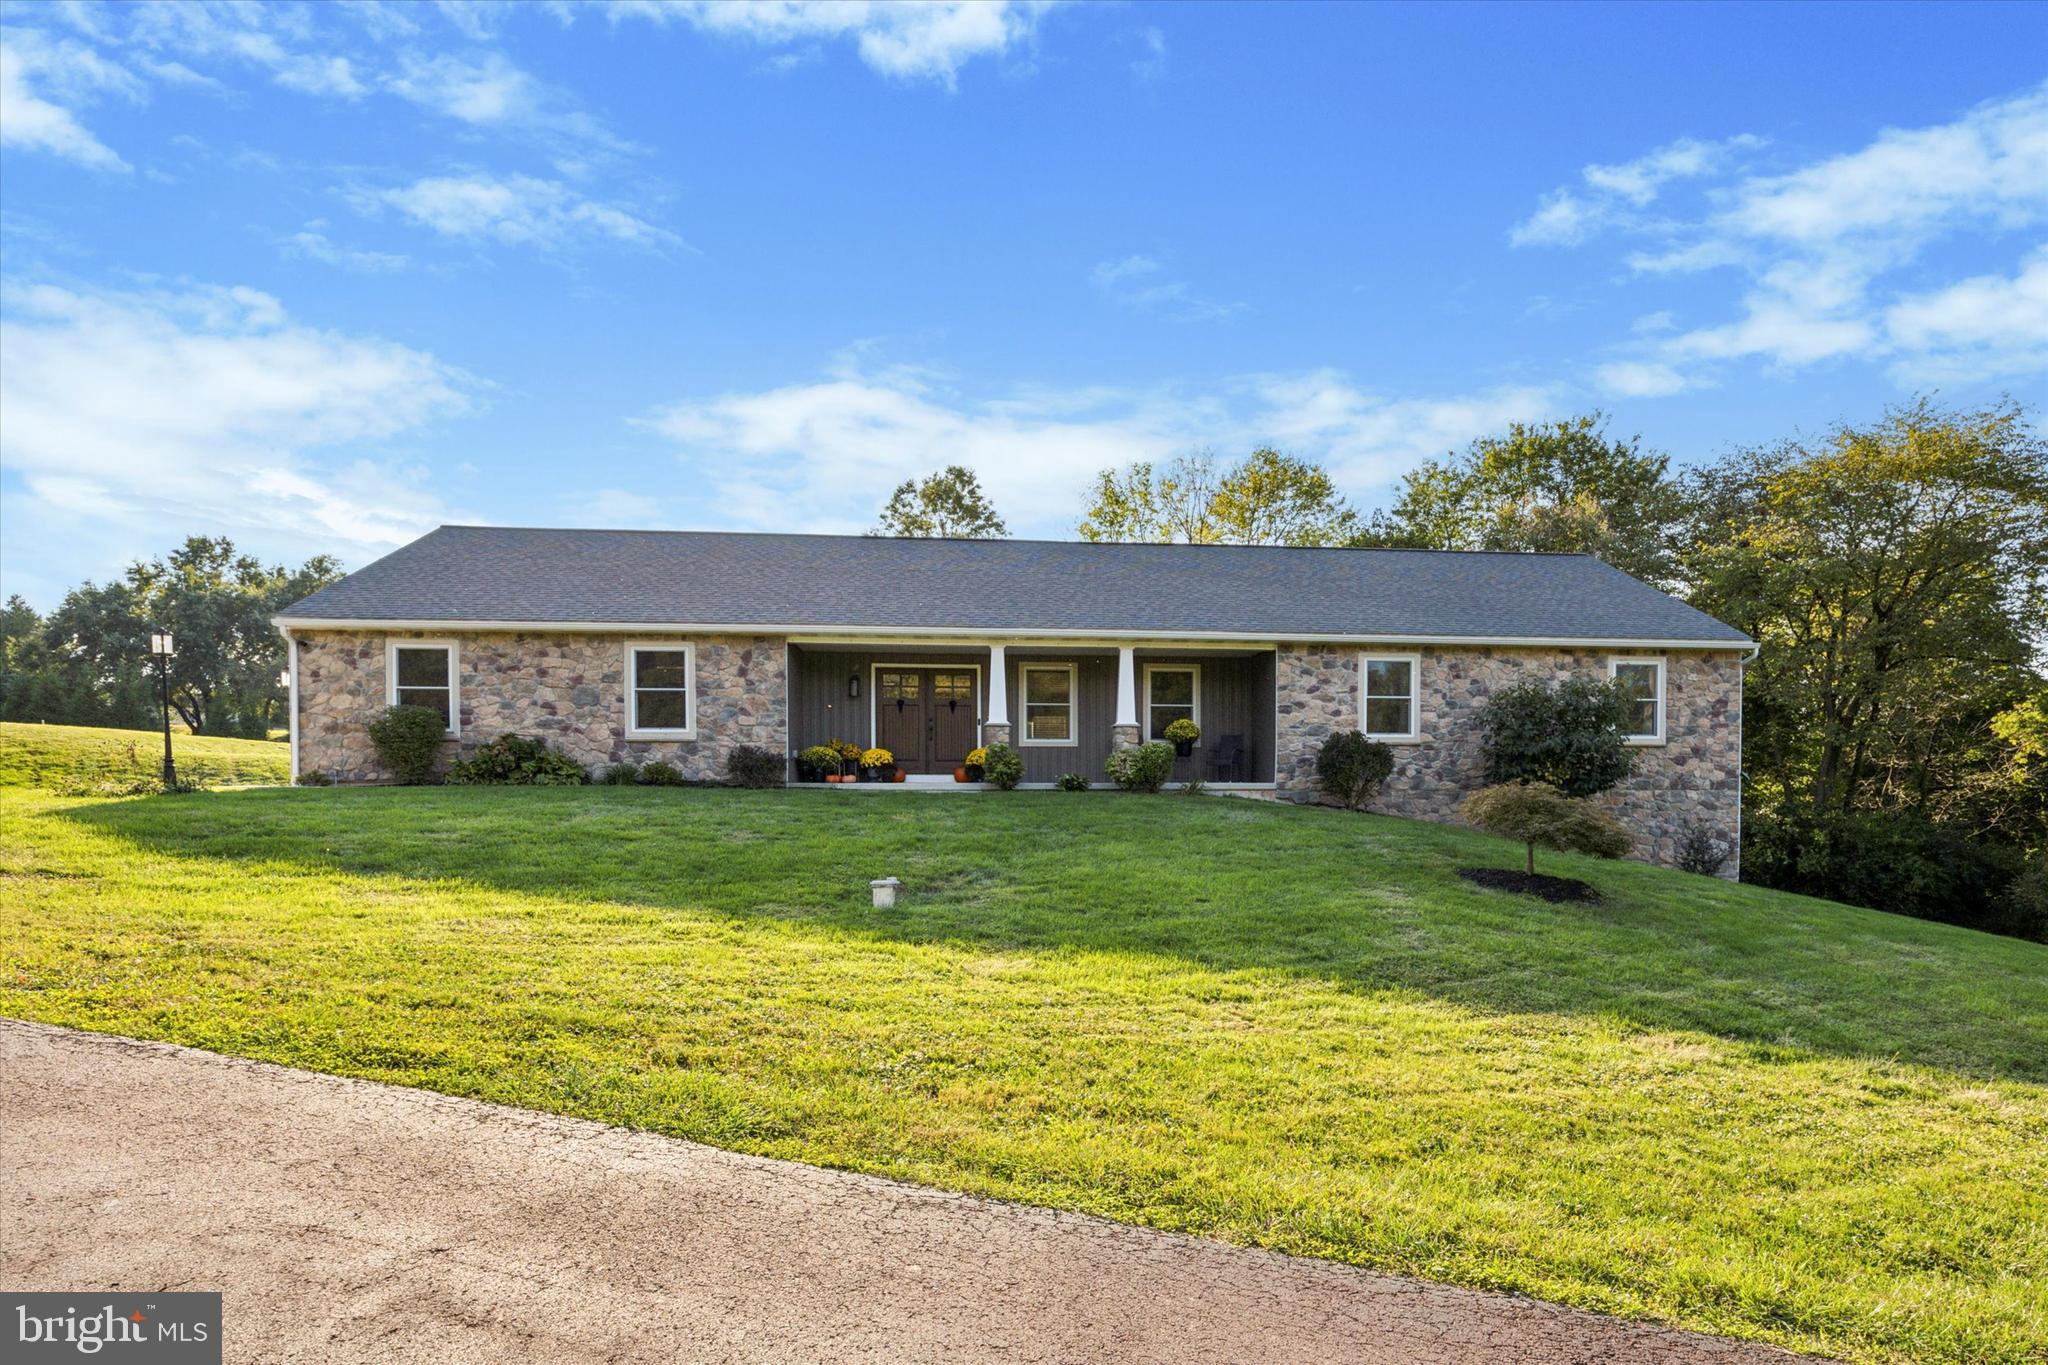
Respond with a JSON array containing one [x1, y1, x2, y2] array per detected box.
[[1207, 733, 1248, 782]]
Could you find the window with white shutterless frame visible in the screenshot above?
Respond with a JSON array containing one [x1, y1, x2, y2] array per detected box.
[[386, 639, 459, 736], [1359, 653, 1421, 742], [625, 641, 697, 739], [1019, 662, 1077, 745], [1608, 656, 1666, 744]]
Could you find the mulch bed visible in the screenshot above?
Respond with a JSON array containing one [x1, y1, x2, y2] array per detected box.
[[1457, 867, 1603, 904]]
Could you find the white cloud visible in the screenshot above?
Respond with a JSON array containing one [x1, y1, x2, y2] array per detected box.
[[1582, 134, 1765, 206], [356, 173, 677, 250], [0, 30, 139, 171], [1528, 82, 2048, 391], [1883, 247, 2048, 382], [1725, 88, 2047, 244], [386, 49, 535, 122], [280, 226, 410, 273], [0, 281, 473, 556], [598, 0, 1056, 87], [1510, 133, 1763, 246], [1130, 26, 1166, 83], [1594, 361, 1693, 399], [638, 353, 1552, 535], [1090, 254, 1240, 321]]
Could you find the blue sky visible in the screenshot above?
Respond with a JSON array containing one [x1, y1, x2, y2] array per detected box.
[[1, 0, 2043, 607]]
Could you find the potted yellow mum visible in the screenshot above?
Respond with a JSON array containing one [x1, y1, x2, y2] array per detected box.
[[958, 746, 989, 783], [860, 746, 895, 782]]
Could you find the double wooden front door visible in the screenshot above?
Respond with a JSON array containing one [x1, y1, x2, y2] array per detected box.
[[874, 668, 980, 775]]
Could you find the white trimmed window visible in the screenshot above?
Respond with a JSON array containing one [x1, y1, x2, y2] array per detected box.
[[1360, 654, 1420, 742], [1144, 664, 1200, 743], [1609, 657, 1666, 745], [1020, 663, 1076, 745], [387, 639, 458, 736], [626, 642, 696, 739]]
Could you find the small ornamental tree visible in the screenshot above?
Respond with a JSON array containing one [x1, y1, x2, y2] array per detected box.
[[1460, 783, 1632, 875], [1479, 677, 1635, 798], [367, 703, 447, 785], [1316, 731, 1396, 810]]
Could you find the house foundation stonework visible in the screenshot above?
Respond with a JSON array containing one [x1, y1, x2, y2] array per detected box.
[[295, 631, 787, 784], [1275, 644, 1744, 876]]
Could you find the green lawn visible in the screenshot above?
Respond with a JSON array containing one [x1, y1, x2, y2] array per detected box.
[[0, 721, 288, 790], [2, 779, 2043, 1364]]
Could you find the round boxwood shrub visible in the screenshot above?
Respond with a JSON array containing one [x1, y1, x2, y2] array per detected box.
[[1460, 782, 1632, 875], [367, 703, 447, 785], [1315, 730, 1395, 810], [639, 759, 684, 786], [1105, 741, 1175, 793], [443, 734, 587, 786], [980, 742, 1024, 790], [1480, 677, 1635, 798], [724, 744, 784, 788]]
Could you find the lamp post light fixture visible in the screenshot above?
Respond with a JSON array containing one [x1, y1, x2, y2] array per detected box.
[[149, 630, 177, 789]]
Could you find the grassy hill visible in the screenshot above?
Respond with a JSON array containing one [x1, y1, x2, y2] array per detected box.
[[0, 721, 289, 790], [1, 782, 2042, 1362]]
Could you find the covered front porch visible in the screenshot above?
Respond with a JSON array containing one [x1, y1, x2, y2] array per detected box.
[[786, 640, 1278, 788]]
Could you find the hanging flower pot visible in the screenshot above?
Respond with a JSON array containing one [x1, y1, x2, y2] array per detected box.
[[1164, 718, 1201, 758]]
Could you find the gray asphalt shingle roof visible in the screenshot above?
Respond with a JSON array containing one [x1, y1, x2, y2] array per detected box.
[[278, 526, 1752, 645]]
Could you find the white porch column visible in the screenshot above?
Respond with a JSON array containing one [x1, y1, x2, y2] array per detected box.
[[1112, 644, 1141, 748], [984, 643, 1011, 747]]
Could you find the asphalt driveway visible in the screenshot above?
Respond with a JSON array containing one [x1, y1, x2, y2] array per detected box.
[[2, 1020, 1800, 1363]]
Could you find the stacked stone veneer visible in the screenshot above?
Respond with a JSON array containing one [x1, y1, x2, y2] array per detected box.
[[295, 631, 786, 784], [1275, 645, 1744, 876]]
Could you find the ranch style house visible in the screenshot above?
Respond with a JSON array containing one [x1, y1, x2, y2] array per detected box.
[[275, 526, 1754, 873]]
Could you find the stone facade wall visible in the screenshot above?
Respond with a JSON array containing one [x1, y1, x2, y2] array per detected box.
[[1275, 644, 1744, 875], [295, 631, 786, 783]]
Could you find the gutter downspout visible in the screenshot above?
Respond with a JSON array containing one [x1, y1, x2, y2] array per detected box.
[[279, 625, 300, 785], [1734, 641, 1760, 880]]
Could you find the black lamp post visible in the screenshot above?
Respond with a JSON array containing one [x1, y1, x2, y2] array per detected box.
[[149, 630, 177, 788]]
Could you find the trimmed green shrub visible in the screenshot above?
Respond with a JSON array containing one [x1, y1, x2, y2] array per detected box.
[[1480, 678, 1635, 798], [981, 742, 1024, 791], [1460, 783, 1633, 875], [597, 761, 640, 785], [1105, 741, 1175, 793], [1674, 822, 1731, 876], [1054, 772, 1090, 792], [1316, 730, 1395, 810], [725, 744, 784, 788], [367, 703, 447, 785], [443, 734, 586, 786], [639, 759, 684, 786]]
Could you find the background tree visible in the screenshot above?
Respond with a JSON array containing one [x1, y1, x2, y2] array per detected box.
[[1685, 399, 2047, 828], [871, 466, 1008, 538], [1358, 413, 1685, 585], [1078, 447, 1356, 545], [0, 537, 342, 736]]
